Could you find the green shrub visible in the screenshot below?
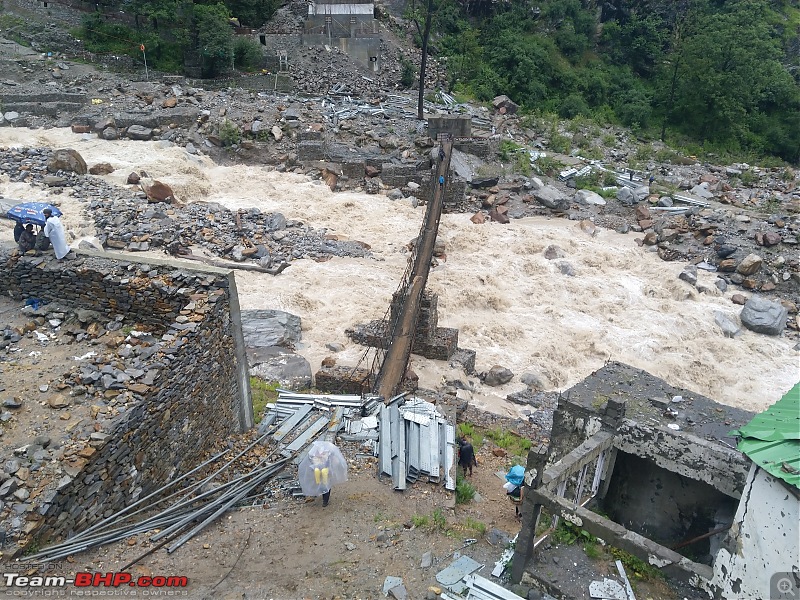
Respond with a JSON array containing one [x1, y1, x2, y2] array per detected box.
[[411, 514, 429, 528], [499, 139, 523, 161], [603, 171, 618, 186], [739, 169, 758, 186], [400, 57, 415, 87], [533, 155, 565, 177], [234, 37, 263, 71], [219, 119, 241, 146], [552, 520, 596, 547], [548, 124, 572, 154], [456, 474, 476, 505]]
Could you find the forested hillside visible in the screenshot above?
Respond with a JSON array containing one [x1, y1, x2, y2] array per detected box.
[[431, 0, 800, 163], [70, 0, 800, 163]]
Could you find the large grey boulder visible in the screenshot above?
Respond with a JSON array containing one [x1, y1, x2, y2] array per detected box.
[[248, 347, 311, 390], [126, 125, 153, 140], [714, 312, 741, 338], [633, 185, 651, 201], [617, 187, 636, 205], [690, 182, 715, 199], [740, 297, 788, 336], [47, 148, 87, 174], [533, 186, 569, 210], [574, 189, 606, 206], [483, 365, 514, 387], [240, 309, 301, 348]]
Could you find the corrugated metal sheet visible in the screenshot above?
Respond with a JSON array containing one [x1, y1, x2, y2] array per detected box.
[[731, 382, 800, 489], [376, 396, 456, 492]]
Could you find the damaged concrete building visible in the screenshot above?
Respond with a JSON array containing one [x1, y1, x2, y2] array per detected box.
[[510, 362, 799, 599]]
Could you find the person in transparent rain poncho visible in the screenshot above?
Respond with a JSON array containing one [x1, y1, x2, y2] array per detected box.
[[298, 440, 348, 507]]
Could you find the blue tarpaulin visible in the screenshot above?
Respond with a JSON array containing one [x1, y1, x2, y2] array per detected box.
[[505, 465, 524, 486]]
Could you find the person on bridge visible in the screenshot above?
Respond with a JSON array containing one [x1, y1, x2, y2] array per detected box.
[[439, 174, 445, 188]]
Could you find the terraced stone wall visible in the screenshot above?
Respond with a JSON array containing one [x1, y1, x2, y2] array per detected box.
[[0, 249, 251, 548]]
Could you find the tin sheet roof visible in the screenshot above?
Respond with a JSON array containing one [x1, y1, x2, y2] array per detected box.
[[731, 383, 800, 489]]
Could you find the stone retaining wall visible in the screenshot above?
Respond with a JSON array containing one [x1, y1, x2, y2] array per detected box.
[[0, 249, 251, 548]]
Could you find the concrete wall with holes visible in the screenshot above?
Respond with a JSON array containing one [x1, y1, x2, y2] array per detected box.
[[708, 465, 800, 599]]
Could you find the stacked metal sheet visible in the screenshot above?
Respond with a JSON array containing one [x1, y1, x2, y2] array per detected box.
[[377, 397, 456, 492], [264, 390, 379, 462]]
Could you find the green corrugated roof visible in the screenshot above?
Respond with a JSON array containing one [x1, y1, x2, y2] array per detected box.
[[730, 383, 800, 489]]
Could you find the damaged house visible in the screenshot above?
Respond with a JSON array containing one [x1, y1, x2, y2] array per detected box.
[[510, 363, 799, 599]]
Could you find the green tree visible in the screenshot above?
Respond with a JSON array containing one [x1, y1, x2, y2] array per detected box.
[[193, 2, 234, 77], [669, 0, 796, 148], [225, 0, 281, 27]]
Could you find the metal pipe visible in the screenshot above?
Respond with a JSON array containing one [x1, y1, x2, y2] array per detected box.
[[25, 447, 277, 562], [167, 462, 286, 554], [51, 448, 230, 544]]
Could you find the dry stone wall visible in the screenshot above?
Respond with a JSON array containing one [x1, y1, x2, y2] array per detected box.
[[0, 249, 251, 548]]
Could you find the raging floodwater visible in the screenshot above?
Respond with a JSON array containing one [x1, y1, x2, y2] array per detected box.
[[1, 129, 796, 414]]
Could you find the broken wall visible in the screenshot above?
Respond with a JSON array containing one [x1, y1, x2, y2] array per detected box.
[[427, 115, 471, 139], [0, 250, 251, 548], [709, 465, 800, 599], [602, 452, 738, 563], [614, 419, 748, 498], [301, 35, 381, 72]]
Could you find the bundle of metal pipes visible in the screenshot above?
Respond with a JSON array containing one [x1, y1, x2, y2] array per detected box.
[[22, 430, 290, 565]]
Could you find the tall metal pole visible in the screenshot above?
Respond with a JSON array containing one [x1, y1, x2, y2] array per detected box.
[[140, 44, 148, 81]]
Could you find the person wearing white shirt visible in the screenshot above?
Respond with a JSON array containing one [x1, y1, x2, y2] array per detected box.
[[42, 208, 71, 260]]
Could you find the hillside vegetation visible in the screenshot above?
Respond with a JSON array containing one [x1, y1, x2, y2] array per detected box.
[[432, 0, 799, 164], [34, 0, 800, 164]]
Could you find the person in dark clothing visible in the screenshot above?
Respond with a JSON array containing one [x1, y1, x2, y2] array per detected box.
[[14, 222, 24, 243], [458, 437, 478, 477], [18, 224, 36, 254]]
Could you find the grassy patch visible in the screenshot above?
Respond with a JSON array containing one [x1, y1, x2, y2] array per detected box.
[[455, 473, 476, 505], [250, 377, 279, 423], [457, 422, 484, 449], [584, 539, 603, 559], [535, 508, 553, 536], [431, 508, 447, 531], [412, 508, 450, 534], [610, 547, 666, 581], [411, 513, 429, 528], [532, 155, 565, 177], [462, 517, 487, 536], [485, 427, 531, 459]]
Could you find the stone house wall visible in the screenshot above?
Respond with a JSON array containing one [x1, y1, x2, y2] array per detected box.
[[0, 250, 251, 547]]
